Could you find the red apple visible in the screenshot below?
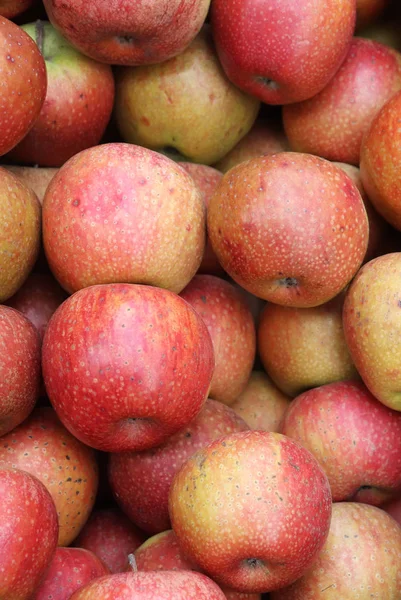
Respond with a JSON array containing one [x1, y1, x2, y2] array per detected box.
[[211, 0, 356, 105], [169, 430, 332, 593], [0, 467, 58, 600], [230, 371, 291, 432], [108, 399, 249, 534], [69, 571, 227, 600], [42, 283, 215, 452], [0, 0, 36, 18], [180, 275, 256, 405], [43, 0, 211, 66], [33, 547, 110, 600], [0, 305, 41, 436], [74, 508, 145, 573], [0, 16, 46, 156], [42, 143, 206, 294], [271, 502, 401, 599], [207, 153, 369, 307], [1, 164, 58, 204], [283, 38, 401, 166], [0, 406, 99, 546], [7, 20, 115, 168], [281, 380, 401, 505]]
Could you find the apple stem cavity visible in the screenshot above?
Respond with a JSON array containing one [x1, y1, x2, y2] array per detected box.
[[127, 553, 138, 573], [35, 20, 45, 57]]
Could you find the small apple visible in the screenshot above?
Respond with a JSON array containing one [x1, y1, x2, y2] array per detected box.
[[0, 0, 36, 18], [1, 164, 58, 204]]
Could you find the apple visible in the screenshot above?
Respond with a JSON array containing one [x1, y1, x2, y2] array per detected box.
[[0, 16, 47, 156], [69, 571, 227, 600], [0, 467, 58, 600], [6, 272, 67, 342], [0, 406, 99, 546], [0, 0, 35, 18], [42, 283, 215, 452], [7, 20, 115, 168], [0, 305, 41, 436], [230, 371, 291, 432], [179, 162, 224, 276], [271, 503, 401, 599], [214, 119, 289, 173], [42, 143, 206, 294], [169, 430, 332, 593], [283, 38, 401, 166], [360, 89, 401, 230], [281, 380, 401, 505], [207, 153, 369, 307], [42, 0, 211, 66], [33, 547, 110, 600], [0, 166, 41, 301], [114, 27, 260, 165], [258, 293, 358, 397], [211, 0, 356, 105], [108, 398, 249, 534], [180, 275, 256, 405], [74, 508, 145, 573], [356, 0, 388, 28], [343, 252, 401, 411], [1, 164, 58, 204]]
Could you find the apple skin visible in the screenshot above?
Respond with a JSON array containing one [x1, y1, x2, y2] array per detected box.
[[33, 547, 110, 600], [207, 153, 369, 307], [7, 21, 115, 168], [0, 406, 99, 546], [283, 38, 401, 166], [169, 430, 332, 593], [0, 167, 41, 302], [271, 502, 401, 599], [73, 508, 145, 573], [211, 0, 356, 105], [230, 371, 291, 432], [1, 164, 58, 204], [343, 252, 401, 411], [42, 143, 206, 295], [180, 275, 256, 405], [42, 0, 210, 66], [69, 571, 227, 600], [0, 467, 58, 600], [114, 28, 260, 166], [258, 294, 358, 398], [0, 16, 47, 156], [0, 0, 35, 18], [360, 89, 401, 231], [281, 380, 401, 505], [42, 283, 215, 453], [108, 399, 249, 534], [0, 305, 41, 436]]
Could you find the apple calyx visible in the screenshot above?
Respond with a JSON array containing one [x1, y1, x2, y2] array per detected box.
[[35, 19, 45, 57], [245, 558, 266, 570], [254, 76, 279, 91], [278, 277, 298, 288], [128, 553, 138, 573], [116, 35, 135, 46]]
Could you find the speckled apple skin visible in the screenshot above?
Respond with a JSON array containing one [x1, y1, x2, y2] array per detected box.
[[33, 547, 110, 600], [108, 399, 249, 534], [1, 165, 58, 204], [169, 430, 332, 593], [258, 294, 358, 397], [0, 167, 41, 302], [114, 28, 260, 165], [74, 508, 144, 573], [230, 371, 291, 432], [271, 502, 401, 599], [282, 380, 401, 504], [69, 571, 227, 600], [207, 153, 369, 307], [42, 143, 205, 294], [43, 0, 211, 66], [0, 406, 99, 546], [180, 275, 256, 405], [0, 305, 41, 436], [0, 16, 46, 156], [343, 252, 401, 411], [0, 0, 35, 18], [42, 283, 215, 453], [360, 90, 401, 231], [211, 0, 356, 105], [284, 38, 401, 166], [0, 467, 58, 600]]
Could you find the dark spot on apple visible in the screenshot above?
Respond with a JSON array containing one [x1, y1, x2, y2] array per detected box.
[[73, 199, 80, 207], [245, 558, 265, 569], [200, 295, 207, 303], [65, 455, 70, 460], [254, 75, 279, 91], [398, 300, 401, 307], [289, 462, 300, 471], [79, 93, 84, 99], [278, 277, 298, 288], [66, 477, 72, 482], [185, 432, 191, 438]]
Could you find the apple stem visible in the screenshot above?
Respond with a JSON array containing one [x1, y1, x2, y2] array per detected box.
[[35, 20, 45, 56], [127, 553, 138, 573]]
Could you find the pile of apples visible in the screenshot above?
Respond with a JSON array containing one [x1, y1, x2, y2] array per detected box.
[[2, 0, 401, 598]]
